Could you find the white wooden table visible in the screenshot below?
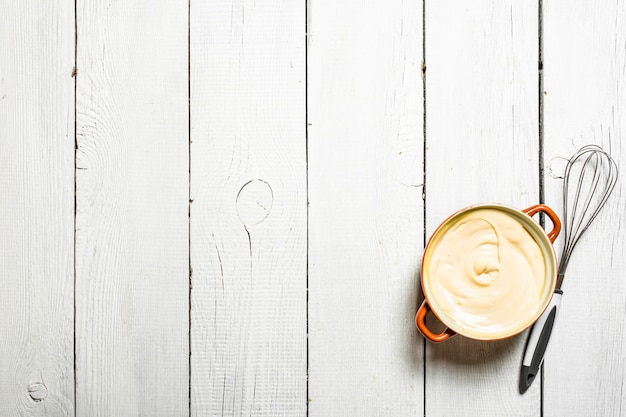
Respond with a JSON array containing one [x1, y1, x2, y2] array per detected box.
[[1, 1, 624, 416]]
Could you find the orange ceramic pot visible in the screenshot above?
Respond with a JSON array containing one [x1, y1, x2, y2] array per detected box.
[[416, 204, 561, 342]]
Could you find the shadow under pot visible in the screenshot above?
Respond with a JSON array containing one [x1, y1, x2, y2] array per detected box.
[[415, 203, 561, 342]]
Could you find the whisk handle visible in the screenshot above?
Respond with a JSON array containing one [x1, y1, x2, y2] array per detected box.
[[522, 204, 561, 243], [519, 290, 563, 393]]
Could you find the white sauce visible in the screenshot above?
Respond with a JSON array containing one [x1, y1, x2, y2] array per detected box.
[[425, 208, 546, 338]]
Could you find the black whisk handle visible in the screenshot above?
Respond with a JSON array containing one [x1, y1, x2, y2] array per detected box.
[[520, 289, 563, 394]]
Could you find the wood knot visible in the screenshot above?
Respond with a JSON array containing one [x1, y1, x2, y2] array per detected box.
[[27, 382, 47, 402], [236, 179, 274, 227]]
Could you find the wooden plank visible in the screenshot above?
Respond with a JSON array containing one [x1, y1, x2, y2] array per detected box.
[[307, 1, 424, 415], [425, 1, 541, 415], [189, 1, 306, 415], [542, 2, 626, 415], [75, 2, 189, 415], [0, 1, 75, 416]]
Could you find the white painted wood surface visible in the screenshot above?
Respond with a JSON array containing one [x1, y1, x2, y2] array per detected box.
[[425, 1, 541, 415], [543, 1, 626, 416], [190, 1, 306, 416], [0, 1, 75, 416], [1, 1, 625, 416], [308, 0, 424, 415], [75, 1, 189, 415]]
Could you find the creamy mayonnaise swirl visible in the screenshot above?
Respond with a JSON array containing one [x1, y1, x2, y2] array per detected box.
[[425, 208, 546, 339]]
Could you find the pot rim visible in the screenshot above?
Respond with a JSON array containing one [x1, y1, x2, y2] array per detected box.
[[420, 203, 559, 341]]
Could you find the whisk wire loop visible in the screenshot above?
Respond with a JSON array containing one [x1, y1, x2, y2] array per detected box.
[[557, 145, 618, 287]]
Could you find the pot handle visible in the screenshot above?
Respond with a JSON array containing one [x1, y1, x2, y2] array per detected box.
[[415, 300, 455, 343], [522, 204, 561, 243]]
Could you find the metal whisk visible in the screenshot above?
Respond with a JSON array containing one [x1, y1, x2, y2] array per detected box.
[[520, 144, 619, 393], [557, 144, 619, 287]]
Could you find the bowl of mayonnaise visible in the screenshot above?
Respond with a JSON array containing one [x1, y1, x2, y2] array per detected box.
[[415, 203, 561, 342]]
